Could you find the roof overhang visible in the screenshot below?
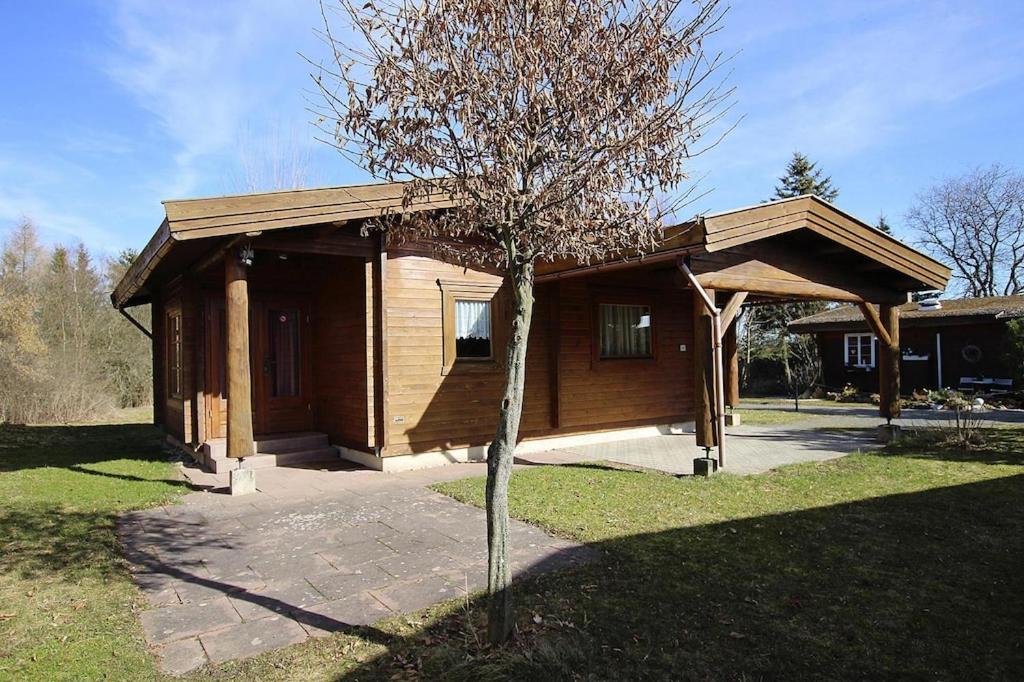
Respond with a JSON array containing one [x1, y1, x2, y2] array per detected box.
[[535, 195, 951, 300], [111, 181, 458, 308]]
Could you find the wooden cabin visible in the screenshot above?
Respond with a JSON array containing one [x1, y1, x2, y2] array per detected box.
[[790, 295, 1024, 394], [111, 184, 950, 472]]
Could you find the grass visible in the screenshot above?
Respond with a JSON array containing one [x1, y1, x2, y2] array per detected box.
[[424, 431, 1024, 680], [0, 408, 187, 681], [2, 410, 1022, 680], [732, 408, 821, 425]]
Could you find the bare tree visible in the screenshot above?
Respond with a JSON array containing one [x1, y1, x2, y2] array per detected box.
[[908, 164, 1024, 297], [314, 0, 730, 642], [234, 122, 321, 193]]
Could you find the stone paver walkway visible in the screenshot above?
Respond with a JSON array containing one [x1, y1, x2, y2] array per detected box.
[[119, 464, 595, 675], [521, 424, 874, 475]]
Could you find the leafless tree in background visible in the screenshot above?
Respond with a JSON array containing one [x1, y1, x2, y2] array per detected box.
[[234, 121, 321, 193], [314, 0, 731, 642], [908, 164, 1024, 297], [0, 219, 151, 424]]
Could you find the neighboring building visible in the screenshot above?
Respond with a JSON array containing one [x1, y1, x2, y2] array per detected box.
[[111, 185, 949, 472], [790, 296, 1024, 394]]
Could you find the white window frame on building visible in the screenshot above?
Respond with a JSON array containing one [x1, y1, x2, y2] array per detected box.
[[844, 332, 876, 368]]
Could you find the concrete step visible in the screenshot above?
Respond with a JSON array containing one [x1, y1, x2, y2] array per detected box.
[[201, 432, 329, 460], [206, 447, 339, 474]]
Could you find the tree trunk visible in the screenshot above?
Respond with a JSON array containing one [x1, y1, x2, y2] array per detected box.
[[485, 260, 535, 645]]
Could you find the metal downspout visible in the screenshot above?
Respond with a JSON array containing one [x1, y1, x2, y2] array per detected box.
[[678, 259, 727, 468]]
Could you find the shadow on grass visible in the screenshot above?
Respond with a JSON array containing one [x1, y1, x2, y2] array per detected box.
[[0, 422, 191, 485], [329, 474, 1024, 681]]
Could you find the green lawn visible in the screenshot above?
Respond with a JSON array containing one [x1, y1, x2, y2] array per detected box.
[[2, 412, 1022, 680], [732, 408, 821, 425], [0, 409, 187, 681], [426, 431, 1024, 680]]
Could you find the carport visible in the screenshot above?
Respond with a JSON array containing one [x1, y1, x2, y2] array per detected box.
[[535, 195, 951, 467]]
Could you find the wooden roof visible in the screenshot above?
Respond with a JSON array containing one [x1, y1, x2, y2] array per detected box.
[[789, 295, 1024, 333], [113, 184, 950, 309], [112, 181, 456, 308], [536, 195, 950, 292]]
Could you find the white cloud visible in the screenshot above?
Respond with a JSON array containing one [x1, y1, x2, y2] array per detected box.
[[103, 0, 330, 199]]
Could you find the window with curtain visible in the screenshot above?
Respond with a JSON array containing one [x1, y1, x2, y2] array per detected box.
[[845, 333, 875, 367], [455, 299, 492, 359], [599, 303, 652, 358], [167, 312, 183, 398]]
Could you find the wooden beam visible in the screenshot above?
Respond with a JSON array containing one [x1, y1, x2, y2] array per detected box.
[[547, 282, 561, 429], [693, 287, 717, 448], [225, 252, 255, 459], [255, 231, 375, 259], [718, 291, 748, 334], [856, 302, 893, 348], [878, 304, 901, 422], [724, 320, 739, 408], [370, 235, 390, 454]]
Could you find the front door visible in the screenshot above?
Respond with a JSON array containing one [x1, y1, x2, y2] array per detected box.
[[252, 297, 314, 434], [203, 294, 313, 439]]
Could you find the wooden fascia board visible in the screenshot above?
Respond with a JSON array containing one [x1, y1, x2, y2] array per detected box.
[[111, 218, 173, 309], [701, 196, 951, 291]]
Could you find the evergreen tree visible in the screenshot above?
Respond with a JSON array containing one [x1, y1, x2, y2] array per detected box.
[[742, 152, 842, 401], [877, 214, 893, 234], [773, 152, 839, 202]]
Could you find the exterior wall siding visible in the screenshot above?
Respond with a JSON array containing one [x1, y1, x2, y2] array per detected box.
[[383, 249, 695, 456], [817, 321, 1013, 393]]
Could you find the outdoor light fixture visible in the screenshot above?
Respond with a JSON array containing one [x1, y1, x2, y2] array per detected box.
[[239, 244, 255, 267]]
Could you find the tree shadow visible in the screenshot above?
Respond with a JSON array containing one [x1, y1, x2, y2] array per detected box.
[[0, 422, 182, 473], [328, 474, 1024, 681]]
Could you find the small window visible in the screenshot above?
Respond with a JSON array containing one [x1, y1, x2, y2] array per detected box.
[[599, 303, 652, 358], [455, 299, 492, 359], [167, 312, 183, 398], [845, 333, 875, 368]]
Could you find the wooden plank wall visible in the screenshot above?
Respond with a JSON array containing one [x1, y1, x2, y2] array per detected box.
[[312, 257, 370, 449], [384, 249, 694, 456]]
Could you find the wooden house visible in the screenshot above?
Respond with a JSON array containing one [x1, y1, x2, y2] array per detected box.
[[790, 295, 1024, 394], [111, 185, 950, 472]]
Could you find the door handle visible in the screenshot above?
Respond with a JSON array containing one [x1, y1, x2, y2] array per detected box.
[[263, 355, 271, 374]]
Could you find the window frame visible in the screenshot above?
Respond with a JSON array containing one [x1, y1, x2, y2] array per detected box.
[[166, 309, 184, 399], [844, 332, 876, 368], [591, 290, 658, 365], [453, 298, 494, 362], [438, 278, 504, 375]]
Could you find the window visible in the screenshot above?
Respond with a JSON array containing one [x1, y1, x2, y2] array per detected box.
[[599, 303, 653, 358], [845, 333, 875, 368], [167, 311, 183, 398], [455, 299, 492, 359], [438, 278, 503, 374]]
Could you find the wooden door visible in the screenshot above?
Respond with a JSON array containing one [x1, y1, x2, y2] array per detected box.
[[204, 298, 229, 440], [251, 297, 314, 434]]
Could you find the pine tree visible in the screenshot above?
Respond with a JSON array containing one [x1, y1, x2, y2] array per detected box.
[[743, 152, 841, 401], [773, 152, 839, 202], [876, 214, 893, 234]]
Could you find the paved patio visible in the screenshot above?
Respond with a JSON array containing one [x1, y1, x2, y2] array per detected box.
[[121, 405, 1024, 674], [520, 423, 875, 474], [119, 465, 596, 675]]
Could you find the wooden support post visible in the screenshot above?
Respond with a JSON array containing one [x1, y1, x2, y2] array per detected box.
[[878, 304, 901, 422], [225, 252, 254, 459], [725, 321, 739, 408], [693, 287, 717, 448]]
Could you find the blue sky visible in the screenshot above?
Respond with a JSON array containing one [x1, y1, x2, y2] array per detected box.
[[1, 0, 1022, 255]]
